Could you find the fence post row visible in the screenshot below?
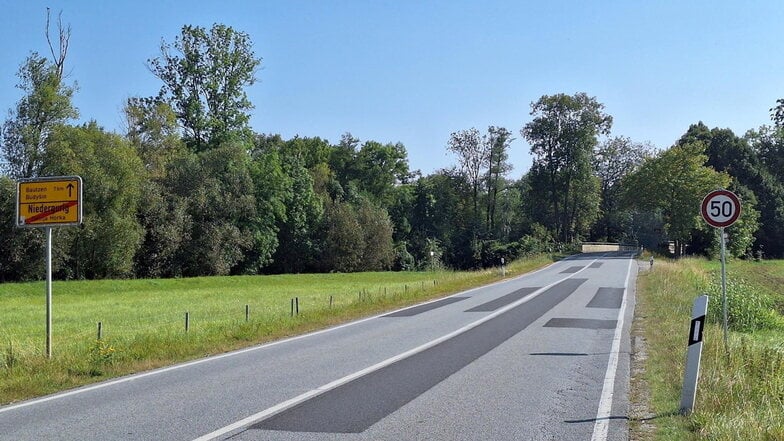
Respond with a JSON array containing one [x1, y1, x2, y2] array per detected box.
[[81, 281, 454, 343]]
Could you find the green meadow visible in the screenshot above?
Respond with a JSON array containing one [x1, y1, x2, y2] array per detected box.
[[0, 255, 554, 404]]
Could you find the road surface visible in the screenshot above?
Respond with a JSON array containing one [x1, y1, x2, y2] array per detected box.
[[0, 251, 637, 440]]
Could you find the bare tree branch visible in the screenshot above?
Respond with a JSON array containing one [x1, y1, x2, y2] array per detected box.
[[45, 8, 70, 80]]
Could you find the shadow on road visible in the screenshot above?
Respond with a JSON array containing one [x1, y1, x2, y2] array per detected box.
[[563, 409, 680, 425]]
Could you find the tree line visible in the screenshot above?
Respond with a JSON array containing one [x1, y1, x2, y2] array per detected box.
[[2, 19, 784, 282]]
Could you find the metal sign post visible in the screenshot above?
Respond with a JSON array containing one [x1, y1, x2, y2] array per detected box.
[[700, 189, 741, 354], [16, 176, 83, 358], [45, 227, 53, 358], [720, 228, 728, 352], [680, 295, 709, 414]]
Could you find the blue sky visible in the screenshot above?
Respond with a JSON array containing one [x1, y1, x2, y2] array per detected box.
[[2, 1, 783, 176]]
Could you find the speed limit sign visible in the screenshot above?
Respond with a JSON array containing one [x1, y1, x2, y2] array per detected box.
[[701, 190, 741, 228]]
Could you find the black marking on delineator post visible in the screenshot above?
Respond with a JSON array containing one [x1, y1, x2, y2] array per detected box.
[[680, 295, 709, 415], [688, 315, 705, 346]]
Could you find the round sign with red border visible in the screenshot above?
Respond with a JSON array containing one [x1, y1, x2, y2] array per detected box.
[[701, 190, 741, 228]]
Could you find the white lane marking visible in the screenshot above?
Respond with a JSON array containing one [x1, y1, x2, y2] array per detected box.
[[591, 256, 633, 441], [192, 261, 597, 441], [0, 260, 559, 415]]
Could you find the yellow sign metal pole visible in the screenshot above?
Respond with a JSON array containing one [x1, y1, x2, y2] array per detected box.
[[46, 226, 52, 359], [15, 176, 83, 359]]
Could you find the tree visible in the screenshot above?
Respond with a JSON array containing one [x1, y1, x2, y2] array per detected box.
[[484, 126, 513, 233], [124, 97, 185, 178], [771, 98, 784, 128], [386, 183, 414, 243], [245, 159, 286, 273], [325, 134, 411, 207], [133, 179, 191, 278], [147, 24, 261, 151], [447, 128, 487, 218], [592, 136, 652, 241], [124, 95, 193, 277], [409, 170, 478, 269], [355, 199, 395, 271], [320, 200, 363, 272], [494, 181, 523, 241], [682, 123, 782, 257], [622, 142, 730, 256], [329, 132, 361, 197], [700, 184, 760, 258], [265, 137, 324, 274], [748, 125, 784, 183], [166, 143, 264, 276], [1, 10, 77, 178], [522, 93, 612, 242], [354, 140, 411, 206]]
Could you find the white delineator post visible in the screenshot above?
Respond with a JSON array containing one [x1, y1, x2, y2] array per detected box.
[[680, 294, 709, 415]]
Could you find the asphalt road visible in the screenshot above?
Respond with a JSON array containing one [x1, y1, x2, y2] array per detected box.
[[0, 251, 637, 441]]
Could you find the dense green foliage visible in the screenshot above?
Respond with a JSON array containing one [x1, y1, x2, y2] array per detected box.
[[2, 18, 784, 281], [147, 24, 261, 151], [522, 93, 612, 243]]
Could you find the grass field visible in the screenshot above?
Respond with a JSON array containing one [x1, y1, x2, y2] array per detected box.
[[0, 255, 555, 405], [631, 257, 784, 440]]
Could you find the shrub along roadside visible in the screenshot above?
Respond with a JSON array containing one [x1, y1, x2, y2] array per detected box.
[[705, 274, 782, 332], [631, 258, 784, 440]]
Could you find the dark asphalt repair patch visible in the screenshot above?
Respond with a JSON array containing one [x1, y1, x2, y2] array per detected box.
[[589, 262, 603, 268], [544, 318, 617, 329], [560, 266, 584, 273], [464, 287, 539, 312], [587, 288, 624, 309], [251, 278, 588, 434], [383, 297, 469, 317]]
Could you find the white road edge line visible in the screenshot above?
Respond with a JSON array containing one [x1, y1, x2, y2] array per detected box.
[[591, 255, 633, 441], [192, 260, 597, 441], [0, 259, 558, 415]]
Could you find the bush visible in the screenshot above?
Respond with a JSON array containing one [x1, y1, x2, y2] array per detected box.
[[393, 241, 415, 271], [706, 274, 782, 332], [516, 235, 549, 256]]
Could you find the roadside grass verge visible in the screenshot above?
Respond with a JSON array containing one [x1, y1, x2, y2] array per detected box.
[[0, 254, 557, 405], [632, 258, 784, 440]]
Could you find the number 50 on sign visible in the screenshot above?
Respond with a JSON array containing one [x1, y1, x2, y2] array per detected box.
[[701, 189, 741, 229]]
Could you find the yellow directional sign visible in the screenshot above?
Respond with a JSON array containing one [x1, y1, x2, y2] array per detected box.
[[16, 176, 83, 227]]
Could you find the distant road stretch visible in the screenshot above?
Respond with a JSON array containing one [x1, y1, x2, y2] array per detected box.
[[1, 252, 637, 441]]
